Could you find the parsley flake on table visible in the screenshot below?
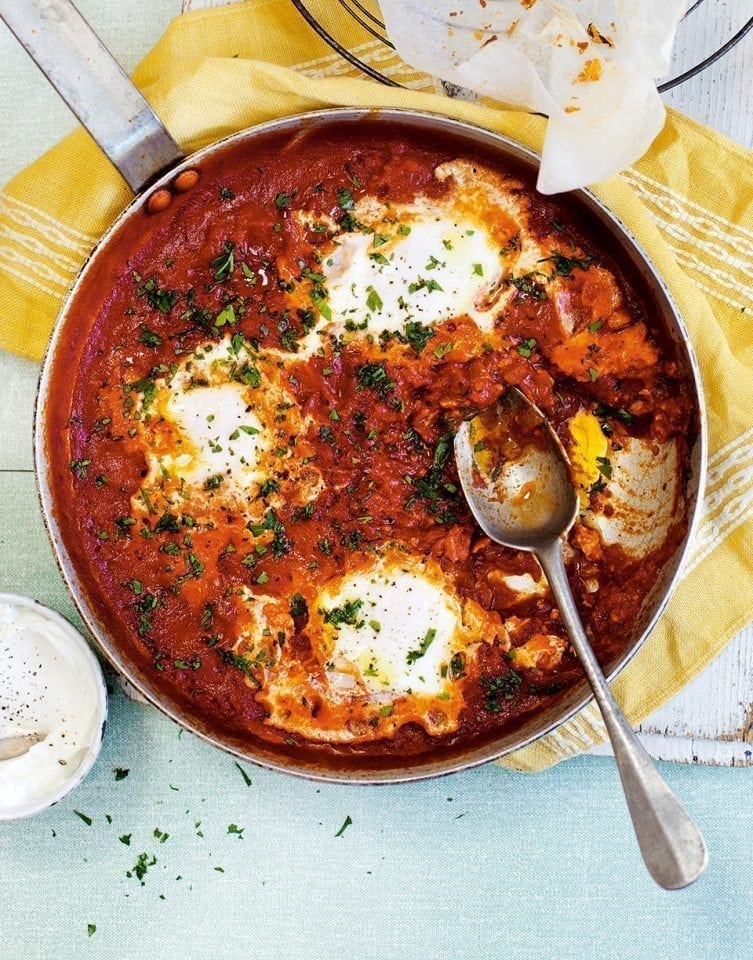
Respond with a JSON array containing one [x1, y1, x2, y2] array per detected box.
[[335, 815, 353, 838]]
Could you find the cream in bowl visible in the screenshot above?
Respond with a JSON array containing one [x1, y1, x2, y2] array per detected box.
[[0, 594, 107, 820]]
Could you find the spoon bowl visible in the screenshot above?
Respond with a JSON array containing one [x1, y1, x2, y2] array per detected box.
[[454, 389, 578, 550], [455, 387, 708, 890]]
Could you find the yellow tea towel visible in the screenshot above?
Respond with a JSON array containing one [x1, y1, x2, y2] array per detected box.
[[1, 0, 751, 771]]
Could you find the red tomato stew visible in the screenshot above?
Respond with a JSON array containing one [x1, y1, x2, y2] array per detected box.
[[44, 119, 697, 761]]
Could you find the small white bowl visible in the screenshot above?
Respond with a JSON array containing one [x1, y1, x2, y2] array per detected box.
[[0, 593, 107, 820]]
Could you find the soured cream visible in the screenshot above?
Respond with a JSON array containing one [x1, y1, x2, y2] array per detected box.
[[0, 597, 106, 819]]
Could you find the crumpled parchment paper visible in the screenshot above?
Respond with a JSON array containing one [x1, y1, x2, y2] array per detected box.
[[380, 0, 688, 193]]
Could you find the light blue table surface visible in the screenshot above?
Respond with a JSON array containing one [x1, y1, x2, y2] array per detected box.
[[1, 3, 752, 958]]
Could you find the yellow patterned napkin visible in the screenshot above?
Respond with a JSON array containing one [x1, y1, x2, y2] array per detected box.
[[1, 0, 751, 771]]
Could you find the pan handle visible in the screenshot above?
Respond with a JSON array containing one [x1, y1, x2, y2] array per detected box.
[[0, 0, 184, 193]]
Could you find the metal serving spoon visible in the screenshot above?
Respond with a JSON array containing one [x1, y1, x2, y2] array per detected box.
[[454, 388, 707, 889]]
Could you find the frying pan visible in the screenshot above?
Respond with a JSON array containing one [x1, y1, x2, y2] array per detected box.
[[2, 0, 706, 783]]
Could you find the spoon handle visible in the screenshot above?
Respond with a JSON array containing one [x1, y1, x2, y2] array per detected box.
[[536, 539, 708, 890]]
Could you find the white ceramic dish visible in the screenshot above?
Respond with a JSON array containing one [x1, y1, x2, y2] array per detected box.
[[0, 593, 107, 820]]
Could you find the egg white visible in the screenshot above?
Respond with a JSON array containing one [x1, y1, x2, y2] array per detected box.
[[316, 560, 465, 698], [131, 337, 321, 521], [584, 436, 682, 558]]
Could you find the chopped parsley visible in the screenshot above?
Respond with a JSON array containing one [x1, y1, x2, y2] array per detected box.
[[365, 286, 383, 313], [137, 276, 178, 314], [404, 432, 459, 524], [138, 327, 162, 348], [508, 273, 548, 301], [69, 458, 91, 480], [322, 598, 364, 628], [403, 320, 435, 354], [289, 593, 308, 618], [336, 186, 355, 210], [274, 191, 294, 210], [127, 852, 157, 885], [406, 628, 436, 665], [517, 337, 537, 359], [595, 455, 612, 479], [482, 670, 522, 711], [539, 252, 594, 277], [356, 361, 394, 400], [220, 649, 261, 687], [215, 304, 237, 327], [235, 762, 252, 786], [211, 242, 235, 282], [335, 815, 353, 838]]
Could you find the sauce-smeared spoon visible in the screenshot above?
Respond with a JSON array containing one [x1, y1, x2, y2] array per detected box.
[[454, 387, 707, 889]]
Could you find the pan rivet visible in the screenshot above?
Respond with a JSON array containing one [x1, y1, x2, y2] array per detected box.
[[174, 169, 200, 192], [147, 189, 172, 214]]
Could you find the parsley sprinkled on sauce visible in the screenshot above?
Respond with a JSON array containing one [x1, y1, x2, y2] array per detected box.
[[406, 628, 436, 665], [215, 304, 237, 328], [274, 191, 294, 210], [403, 321, 435, 354], [356, 361, 394, 400], [433, 341, 454, 360], [128, 376, 158, 413], [137, 276, 178, 313], [114, 767, 129, 781], [539, 252, 594, 277], [508, 273, 548, 301], [87, 924, 96, 938], [517, 337, 537, 359], [404, 432, 459, 524], [69, 458, 91, 480], [220, 650, 261, 686], [336, 186, 355, 210], [482, 670, 522, 711], [219, 186, 235, 200], [289, 593, 308, 618], [211, 242, 235, 282], [138, 327, 162, 348], [74, 810, 92, 826]]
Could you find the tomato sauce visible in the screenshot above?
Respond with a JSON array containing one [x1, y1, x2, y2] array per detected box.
[[44, 119, 697, 762]]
